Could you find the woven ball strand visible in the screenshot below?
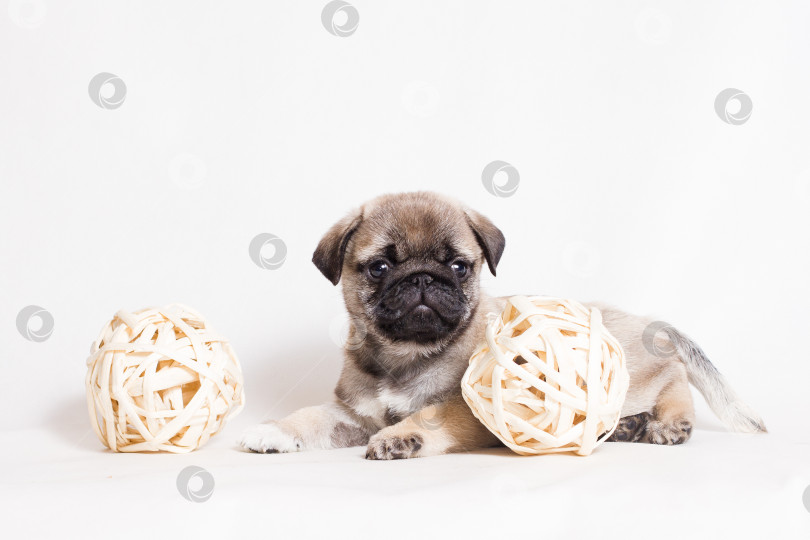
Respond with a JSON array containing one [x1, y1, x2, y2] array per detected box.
[[85, 304, 245, 453], [461, 296, 629, 456]]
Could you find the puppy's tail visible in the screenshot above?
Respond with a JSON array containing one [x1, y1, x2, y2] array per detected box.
[[663, 326, 767, 433]]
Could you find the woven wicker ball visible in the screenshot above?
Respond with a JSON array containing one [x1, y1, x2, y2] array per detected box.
[[85, 304, 245, 453], [461, 296, 629, 456]]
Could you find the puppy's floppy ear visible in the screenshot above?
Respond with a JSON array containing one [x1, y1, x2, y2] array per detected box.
[[464, 209, 505, 276], [312, 209, 363, 285]]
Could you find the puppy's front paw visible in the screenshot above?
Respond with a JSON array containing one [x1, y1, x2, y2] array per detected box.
[[239, 423, 301, 454], [365, 433, 423, 460]]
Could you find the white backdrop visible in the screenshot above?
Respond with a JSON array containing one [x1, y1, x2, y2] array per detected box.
[[2, 1, 810, 527]]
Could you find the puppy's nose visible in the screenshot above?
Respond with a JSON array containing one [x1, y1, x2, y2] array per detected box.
[[409, 273, 433, 288]]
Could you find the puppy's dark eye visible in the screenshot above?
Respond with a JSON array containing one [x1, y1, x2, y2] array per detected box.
[[450, 260, 468, 278], [368, 260, 390, 279]]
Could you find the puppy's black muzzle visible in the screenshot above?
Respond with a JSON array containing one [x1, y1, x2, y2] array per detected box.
[[375, 271, 467, 343]]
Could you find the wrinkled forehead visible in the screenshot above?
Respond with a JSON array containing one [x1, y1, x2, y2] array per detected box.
[[351, 205, 479, 263]]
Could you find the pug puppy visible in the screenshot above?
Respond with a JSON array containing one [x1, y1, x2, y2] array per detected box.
[[240, 191, 765, 459]]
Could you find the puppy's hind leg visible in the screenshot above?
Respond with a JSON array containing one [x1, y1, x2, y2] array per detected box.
[[608, 412, 653, 443], [640, 366, 696, 446]]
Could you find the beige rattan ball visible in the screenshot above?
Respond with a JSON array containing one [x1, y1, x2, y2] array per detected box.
[[461, 296, 629, 456], [85, 304, 245, 453]]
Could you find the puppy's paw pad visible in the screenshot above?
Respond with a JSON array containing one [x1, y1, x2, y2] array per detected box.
[[608, 412, 652, 443], [643, 419, 693, 445], [365, 433, 423, 460], [239, 424, 301, 454]]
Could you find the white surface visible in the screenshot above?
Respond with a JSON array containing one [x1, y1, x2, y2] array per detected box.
[[2, 1, 810, 537], [3, 427, 809, 539]]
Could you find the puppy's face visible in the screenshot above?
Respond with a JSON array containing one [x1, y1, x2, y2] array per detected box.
[[313, 192, 505, 351], [351, 211, 478, 344]]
